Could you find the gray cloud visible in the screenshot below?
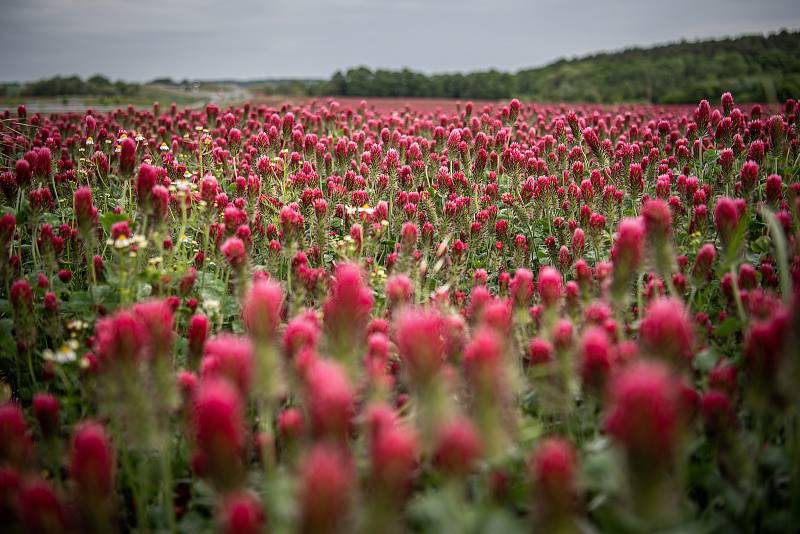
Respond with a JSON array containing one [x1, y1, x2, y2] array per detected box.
[[1, 0, 799, 82]]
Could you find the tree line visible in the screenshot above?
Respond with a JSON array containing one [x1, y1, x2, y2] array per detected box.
[[4, 30, 798, 103], [308, 30, 800, 103], [2, 75, 140, 98]]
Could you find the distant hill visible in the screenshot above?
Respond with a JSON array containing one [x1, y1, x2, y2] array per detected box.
[[514, 30, 800, 103], [315, 30, 800, 103]]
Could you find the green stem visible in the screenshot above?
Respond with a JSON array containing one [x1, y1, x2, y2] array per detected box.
[[760, 206, 791, 305], [160, 443, 175, 532], [26, 349, 36, 387], [729, 264, 747, 325]]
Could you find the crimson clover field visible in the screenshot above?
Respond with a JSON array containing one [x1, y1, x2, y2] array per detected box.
[[0, 95, 799, 533]]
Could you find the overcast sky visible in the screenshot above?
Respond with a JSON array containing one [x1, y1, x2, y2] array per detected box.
[[1, 0, 799, 82]]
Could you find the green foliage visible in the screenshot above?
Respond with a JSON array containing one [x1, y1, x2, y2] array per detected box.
[[19, 74, 140, 97], [314, 30, 800, 102]]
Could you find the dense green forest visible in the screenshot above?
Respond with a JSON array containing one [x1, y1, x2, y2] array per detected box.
[[4, 30, 798, 103], [313, 30, 800, 103]]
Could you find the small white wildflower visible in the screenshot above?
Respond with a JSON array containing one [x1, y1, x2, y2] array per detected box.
[[204, 299, 221, 316], [67, 320, 87, 331], [44, 343, 77, 363], [357, 206, 375, 216]]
